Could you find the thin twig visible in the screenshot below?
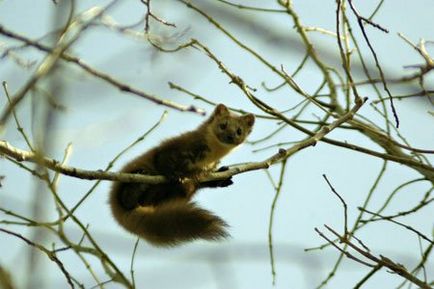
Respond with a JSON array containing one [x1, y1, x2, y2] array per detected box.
[[323, 225, 432, 289], [347, 0, 399, 127], [322, 174, 348, 236], [358, 208, 434, 244], [130, 238, 140, 288], [0, 25, 203, 116], [0, 228, 75, 289], [268, 159, 288, 285]]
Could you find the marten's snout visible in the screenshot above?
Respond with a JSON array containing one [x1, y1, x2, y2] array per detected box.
[[225, 133, 235, 143]]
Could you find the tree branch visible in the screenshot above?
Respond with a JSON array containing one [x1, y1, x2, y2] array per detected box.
[[0, 96, 365, 185], [0, 25, 205, 117]]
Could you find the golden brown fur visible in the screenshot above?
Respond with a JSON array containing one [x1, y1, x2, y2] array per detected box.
[[110, 104, 254, 246]]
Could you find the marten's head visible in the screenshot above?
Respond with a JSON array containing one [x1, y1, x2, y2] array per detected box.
[[209, 104, 255, 146]]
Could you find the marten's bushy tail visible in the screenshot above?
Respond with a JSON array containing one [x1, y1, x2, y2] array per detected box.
[[110, 194, 229, 247]]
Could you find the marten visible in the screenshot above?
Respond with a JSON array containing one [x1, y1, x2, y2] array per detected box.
[[110, 104, 255, 246]]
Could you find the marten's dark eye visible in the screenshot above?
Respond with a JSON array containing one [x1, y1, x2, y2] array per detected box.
[[237, 128, 242, 135], [219, 123, 227, 130]]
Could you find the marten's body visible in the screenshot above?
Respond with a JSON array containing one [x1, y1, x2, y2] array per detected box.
[[110, 104, 254, 246]]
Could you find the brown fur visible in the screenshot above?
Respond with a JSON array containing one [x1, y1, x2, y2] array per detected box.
[[110, 104, 254, 246]]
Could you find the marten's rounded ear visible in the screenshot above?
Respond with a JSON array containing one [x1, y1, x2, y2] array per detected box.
[[214, 104, 229, 116], [243, 114, 255, 127]]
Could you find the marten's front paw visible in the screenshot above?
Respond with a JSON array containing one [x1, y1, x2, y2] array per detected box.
[[200, 178, 233, 188], [216, 177, 233, 187], [200, 171, 233, 188], [212, 166, 233, 187], [216, 166, 229, 172]]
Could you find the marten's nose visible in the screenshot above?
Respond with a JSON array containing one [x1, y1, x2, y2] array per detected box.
[[226, 134, 235, 143]]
